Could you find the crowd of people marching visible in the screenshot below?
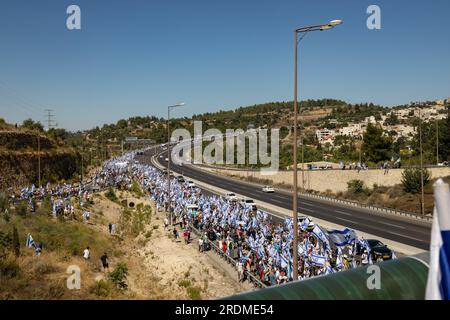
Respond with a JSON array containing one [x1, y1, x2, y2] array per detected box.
[[10, 148, 396, 287]]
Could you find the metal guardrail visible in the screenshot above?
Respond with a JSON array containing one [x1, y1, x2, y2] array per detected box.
[[298, 191, 432, 222], [151, 149, 432, 224], [189, 162, 433, 223], [188, 223, 267, 289]]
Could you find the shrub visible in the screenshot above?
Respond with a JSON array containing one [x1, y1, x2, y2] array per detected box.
[[186, 286, 202, 300], [108, 262, 128, 289], [347, 180, 365, 194], [0, 256, 21, 278], [48, 280, 65, 298], [15, 201, 28, 217], [0, 192, 8, 212], [402, 168, 431, 194], [130, 181, 144, 198], [34, 261, 58, 275], [40, 195, 53, 215], [178, 279, 191, 288], [105, 188, 118, 202], [91, 279, 113, 297]]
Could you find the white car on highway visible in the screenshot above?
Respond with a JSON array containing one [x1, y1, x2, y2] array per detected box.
[[226, 192, 237, 202], [187, 181, 196, 188], [262, 186, 275, 193], [241, 198, 257, 211]]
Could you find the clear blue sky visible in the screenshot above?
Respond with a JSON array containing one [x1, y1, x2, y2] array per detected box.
[[0, 0, 449, 131]]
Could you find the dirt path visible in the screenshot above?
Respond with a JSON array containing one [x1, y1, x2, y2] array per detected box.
[[136, 202, 253, 299], [89, 190, 250, 299]]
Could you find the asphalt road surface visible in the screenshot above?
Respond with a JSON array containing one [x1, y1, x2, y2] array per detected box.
[[138, 147, 431, 250]]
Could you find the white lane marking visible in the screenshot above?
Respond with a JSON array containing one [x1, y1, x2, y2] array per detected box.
[[271, 199, 286, 205], [334, 216, 358, 225], [378, 221, 406, 230], [335, 210, 353, 216], [386, 231, 425, 243], [366, 225, 426, 243], [303, 202, 316, 207]]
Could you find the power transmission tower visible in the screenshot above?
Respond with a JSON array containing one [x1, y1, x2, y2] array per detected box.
[[44, 109, 57, 130]]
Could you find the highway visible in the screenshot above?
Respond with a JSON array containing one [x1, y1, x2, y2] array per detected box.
[[138, 147, 431, 250]]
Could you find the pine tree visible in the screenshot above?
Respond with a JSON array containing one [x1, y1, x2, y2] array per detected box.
[[12, 225, 20, 257]]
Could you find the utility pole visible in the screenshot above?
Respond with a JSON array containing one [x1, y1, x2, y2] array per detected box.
[[44, 109, 56, 131], [167, 103, 185, 225]]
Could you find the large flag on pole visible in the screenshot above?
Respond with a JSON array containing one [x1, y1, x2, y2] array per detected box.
[[426, 178, 450, 300]]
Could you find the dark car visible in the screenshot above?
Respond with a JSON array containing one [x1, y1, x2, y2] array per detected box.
[[367, 239, 393, 261], [177, 176, 185, 183]]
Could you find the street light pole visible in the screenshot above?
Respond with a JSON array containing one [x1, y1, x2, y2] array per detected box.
[[419, 109, 425, 216], [167, 103, 185, 225], [38, 134, 41, 188], [293, 30, 299, 281], [436, 118, 439, 166], [292, 19, 342, 281]]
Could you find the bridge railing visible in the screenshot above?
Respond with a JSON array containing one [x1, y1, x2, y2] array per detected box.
[[188, 223, 267, 289]]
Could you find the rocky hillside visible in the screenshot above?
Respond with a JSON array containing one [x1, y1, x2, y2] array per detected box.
[[0, 130, 81, 191]]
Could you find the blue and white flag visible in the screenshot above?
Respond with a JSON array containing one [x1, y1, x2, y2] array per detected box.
[[300, 218, 311, 231], [311, 253, 326, 267], [426, 178, 450, 300], [328, 228, 357, 247], [26, 233, 35, 248], [280, 253, 289, 269], [312, 225, 329, 245]]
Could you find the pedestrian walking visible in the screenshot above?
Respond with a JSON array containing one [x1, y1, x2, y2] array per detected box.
[[100, 252, 109, 272], [236, 260, 244, 282], [164, 217, 169, 229], [83, 246, 90, 260]]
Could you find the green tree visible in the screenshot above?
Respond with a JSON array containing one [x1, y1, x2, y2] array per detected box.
[[108, 262, 129, 289], [439, 107, 450, 161], [347, 180, 365, 194], [22, 118, 44, 132], [401, 167, 431, 194], [12, 226, 20, 257], [0, 192, 8, 213], [384, 113, 399, 126], [362, 123, 393, 163]]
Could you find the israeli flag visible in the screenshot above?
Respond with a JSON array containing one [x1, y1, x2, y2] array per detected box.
[[328, 228, 357, 247], [312, 225, 329, 245], [300, 218, 311, 231], [258, 245, 266, 258], [26, 233, 35, 248], [280, 253, 289, 269], [311, 253, 326, 267], [426, 178, 450, 300]]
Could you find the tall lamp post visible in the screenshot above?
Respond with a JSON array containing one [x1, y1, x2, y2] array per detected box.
[[436, 118, 439, 166], [419, 109, 425, 216], [167, 102, 185, 224], [292, 20, 343, 281]]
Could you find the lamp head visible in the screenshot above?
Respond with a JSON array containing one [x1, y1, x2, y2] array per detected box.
[[329, 19, 343, 26]]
